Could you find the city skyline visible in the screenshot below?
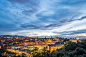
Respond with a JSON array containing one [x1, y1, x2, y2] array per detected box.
[[0, 0, 86, 38]]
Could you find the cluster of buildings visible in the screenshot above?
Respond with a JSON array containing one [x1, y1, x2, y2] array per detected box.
[[0, 35, 81, 53]]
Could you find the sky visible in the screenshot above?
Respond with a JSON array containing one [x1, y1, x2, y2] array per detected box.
[[0, 0, 86, 38]]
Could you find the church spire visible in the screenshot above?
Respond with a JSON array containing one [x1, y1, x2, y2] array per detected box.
[[45, 36, 46, 39], [37, 36, 38, 40], [51, 36, 52, 38]]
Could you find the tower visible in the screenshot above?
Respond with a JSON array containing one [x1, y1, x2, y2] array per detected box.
[[37, 36, 38, 40], [45, 36, 46, 39], [16, 36, 18, 39], [77, 36, 79, 40], [51, 36, 52, 38]]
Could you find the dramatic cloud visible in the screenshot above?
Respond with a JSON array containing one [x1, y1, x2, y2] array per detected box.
[[0, 0, 86, 38], [20, 23, 40, 29], [45, 16, 86, 28], [53, 29, 86, 35]]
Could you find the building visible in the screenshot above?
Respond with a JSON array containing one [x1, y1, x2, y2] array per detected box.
[[0, 44, 3, 49], [69, 36, 81, 43], [77, 36, 79, 40], [47, 41, 65, 53]]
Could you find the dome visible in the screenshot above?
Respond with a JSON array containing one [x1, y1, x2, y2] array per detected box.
[[48, 38, 52, 42]]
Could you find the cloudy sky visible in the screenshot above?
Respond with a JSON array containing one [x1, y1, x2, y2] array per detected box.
[[0, 0, 86, 38]]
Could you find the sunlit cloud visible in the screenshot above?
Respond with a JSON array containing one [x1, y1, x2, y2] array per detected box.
[[0, 0, 86, 38]]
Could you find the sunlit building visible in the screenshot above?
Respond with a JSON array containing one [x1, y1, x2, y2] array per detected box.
[[48, 42, 64, 53]]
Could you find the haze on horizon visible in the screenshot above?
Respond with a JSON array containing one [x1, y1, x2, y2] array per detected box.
[[0, 0, 86, 38]]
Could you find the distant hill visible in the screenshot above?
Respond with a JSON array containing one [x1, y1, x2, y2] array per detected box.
[[0, 35, 32, 38]]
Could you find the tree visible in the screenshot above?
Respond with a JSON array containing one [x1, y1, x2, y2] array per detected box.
[[22, 53, 26, 57], [34, 47, 38, 51], [64, 41, 77, 51], [75, 47, 86, 55], [77, 40, 86, 49], [0, 40, 1, 43]]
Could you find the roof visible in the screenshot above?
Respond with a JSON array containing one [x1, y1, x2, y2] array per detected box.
[[63, 39, 69, 42], [0, 44, 2, 45], [28, 40, 35, 42], [55, 42, 61, 45], [14, 45, 24, 47], [58, 41, 64, 44]]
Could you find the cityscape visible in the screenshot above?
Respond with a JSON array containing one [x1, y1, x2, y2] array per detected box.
[[0, 35, 85, 57], [0, 0, 86, 57]]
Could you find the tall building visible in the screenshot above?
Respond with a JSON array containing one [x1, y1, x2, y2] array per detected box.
[[77, 36, 79, 40], [45, 36, 46, 39], [51, 36, 52, 38], [37, 37, 38, 40], [16, 36, 18, 39]]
